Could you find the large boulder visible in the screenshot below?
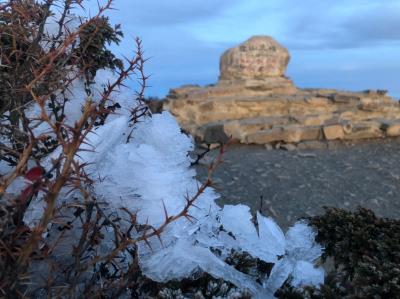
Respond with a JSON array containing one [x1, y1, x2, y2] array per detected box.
[[219, 36, 290, 81]]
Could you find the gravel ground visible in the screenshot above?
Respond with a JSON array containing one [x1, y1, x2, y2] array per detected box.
[[194, 138, 400, 229]]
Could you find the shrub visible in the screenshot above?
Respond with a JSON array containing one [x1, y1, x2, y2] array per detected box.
[[277, 207, 400, 298]]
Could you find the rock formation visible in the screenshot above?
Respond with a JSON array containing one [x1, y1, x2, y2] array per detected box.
[[164, 36, 400, 147], [219, 35, 290, 80]]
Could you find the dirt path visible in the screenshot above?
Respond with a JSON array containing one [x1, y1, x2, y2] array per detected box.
[[194, 138, 400, 229]]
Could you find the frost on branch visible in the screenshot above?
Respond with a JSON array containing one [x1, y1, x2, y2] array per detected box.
[[38, 104, 323, 296], [23, 105, 324, 297]]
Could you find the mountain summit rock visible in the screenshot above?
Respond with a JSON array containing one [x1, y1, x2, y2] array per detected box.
[[164, 36, 400, 147], [220, 36, 290, 80]]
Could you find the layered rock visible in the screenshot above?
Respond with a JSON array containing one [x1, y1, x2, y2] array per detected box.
[[164, 36, 400, 146]]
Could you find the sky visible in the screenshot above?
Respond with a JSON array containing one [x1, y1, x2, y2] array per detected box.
[[87, 0, 400, 98]]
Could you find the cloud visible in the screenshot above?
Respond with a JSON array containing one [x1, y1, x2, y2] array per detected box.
[[104, 0, 239, 27], [281, 0, 400, 49], [109, 27, 226, 96], [340, 8, 400, 45], [95, 0, 244, 96], [84, 0, 400, 97]]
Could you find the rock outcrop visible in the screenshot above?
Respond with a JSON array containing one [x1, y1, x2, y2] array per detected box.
[[220, 36, 290, 80], [164, 36, 400, 146]]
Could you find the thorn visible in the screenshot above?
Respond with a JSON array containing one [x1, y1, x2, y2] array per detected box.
[[153, 228, 164, 247], [184, 213, 197, 223], [162, 200, 169, 220], [191, 203, 200, 210], [142, 237, 153, 251]]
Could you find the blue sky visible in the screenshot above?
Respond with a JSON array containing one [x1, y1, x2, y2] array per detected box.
[[90, 0, 400, 98]]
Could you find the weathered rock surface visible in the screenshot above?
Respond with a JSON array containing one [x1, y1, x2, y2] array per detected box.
[[220, 35, 290, 80], [164, 36, 400, 146]]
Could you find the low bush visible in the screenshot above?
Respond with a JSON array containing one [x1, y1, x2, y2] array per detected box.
[[277, 207, 400, 298]]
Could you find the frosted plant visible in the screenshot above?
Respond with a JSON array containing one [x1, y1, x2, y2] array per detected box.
[[17, 65, 324, 297], [22, 102, 324, 297]]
